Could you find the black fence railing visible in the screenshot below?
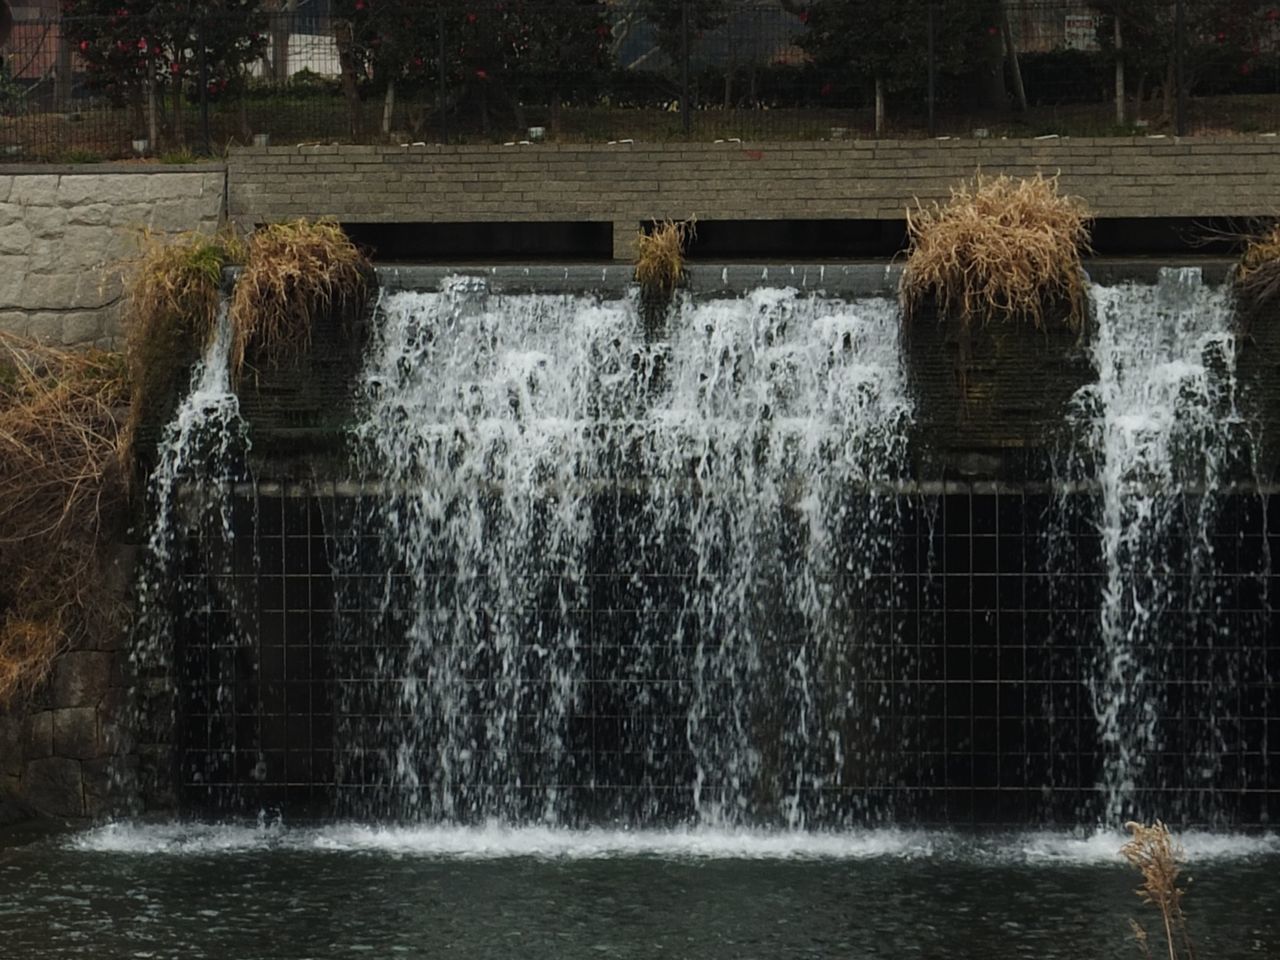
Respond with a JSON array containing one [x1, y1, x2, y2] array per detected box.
[[1, 1, 1279, 161]]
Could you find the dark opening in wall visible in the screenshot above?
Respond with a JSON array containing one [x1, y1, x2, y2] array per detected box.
[[648, 216, 1255, 261], [662, 219, 909, 260], [1089, 217, 1251, 256], [341, 221, 613, 262]]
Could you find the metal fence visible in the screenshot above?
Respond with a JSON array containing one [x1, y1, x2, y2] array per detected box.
[[1, 0, 1279, 161]]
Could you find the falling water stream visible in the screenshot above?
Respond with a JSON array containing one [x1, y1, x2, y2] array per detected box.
[[345, 280, 913, 825], [1067, 268, 1258, 824]]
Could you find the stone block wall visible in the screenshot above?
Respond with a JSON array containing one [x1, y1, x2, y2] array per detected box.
[[0, 165, 225, 349], [0, 547, 135, 822], [226, 137, 1280, 259]]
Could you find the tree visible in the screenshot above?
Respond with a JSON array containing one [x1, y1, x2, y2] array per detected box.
[[640, 0, 730, 66], [796, 0, 1004, 132], [61, 0, 266, 145], [1087, 1, 1279, 124], [331, 0, 612, 139]]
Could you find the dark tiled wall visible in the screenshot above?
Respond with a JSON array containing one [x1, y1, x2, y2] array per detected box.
[[176, 488, 1278, 825]]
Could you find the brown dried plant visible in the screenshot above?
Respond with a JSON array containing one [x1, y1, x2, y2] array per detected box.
[[1121, 820, 1197, 960], [120, 228, 244, 440], [901, 173, 1093, 331], [0, 337, 131, 703], [1233, 222, 1280, 337], [228, 219, 373, 381], [635, 218, 697, 302]]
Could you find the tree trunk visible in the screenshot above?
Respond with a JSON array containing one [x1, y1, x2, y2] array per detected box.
[[1114, 17, 1125, 125], [1161, 60, 1175, 124], [874, 76, 885, 136], [55, 31, 71, 106], [550, 97, 563, 138], [333, 19, 363, 140], [1000, 2, 1026, 113], [381, 78, 396, 139], [172, 63, 186, 149]]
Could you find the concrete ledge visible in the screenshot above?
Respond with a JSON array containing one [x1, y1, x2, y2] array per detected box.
[[366, 257, 1236, 298], [0, 163, 226, 175]]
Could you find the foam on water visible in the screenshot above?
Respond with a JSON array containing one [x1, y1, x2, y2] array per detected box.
[[66, 821, 1280, 865]]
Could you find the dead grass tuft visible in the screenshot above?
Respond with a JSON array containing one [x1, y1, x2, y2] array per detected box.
[[901, 174, 1093, 331], [0, 337, 131, 704], [1121, 820, 1197, 960], [1233, 222, 1280, 337], [635, 218, 696, 302], [121, 229, 244, 437], [228, 219, 373, 381]]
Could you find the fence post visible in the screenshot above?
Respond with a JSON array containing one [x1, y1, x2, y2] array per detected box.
[[438, 3, 448, 145], [1174, 0, 1187, 135], [681, 0, 691, 136], [927, 2, 936, 138]]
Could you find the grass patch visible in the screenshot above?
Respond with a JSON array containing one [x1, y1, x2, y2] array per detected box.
[[228, 219, 373, 381], [0, 338, 130, 704], [57, 147, 105, 164], [120, 229, 244, 440], [635, 218, 696, 302], [1233, 222, 1280, 337], [1121, 820, 1196, 960], [900, 173, 1092, 331], [158, 148, 203, 165]]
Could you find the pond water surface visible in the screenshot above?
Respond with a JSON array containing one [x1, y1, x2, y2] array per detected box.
[[1, 823, 1277, 959]]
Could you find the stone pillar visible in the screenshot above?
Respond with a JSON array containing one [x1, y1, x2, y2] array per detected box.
[[612, 219, 639, 263]]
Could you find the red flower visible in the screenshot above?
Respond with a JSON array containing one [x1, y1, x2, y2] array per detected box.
[[79, 40, 91, 52], [467, 12, 478, 23], [475, 68, 488, 79]]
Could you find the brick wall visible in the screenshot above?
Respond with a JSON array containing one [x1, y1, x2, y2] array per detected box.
[[226, 138, 1280, 259]]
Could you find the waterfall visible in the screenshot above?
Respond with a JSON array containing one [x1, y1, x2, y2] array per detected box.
[[124, 304, 250, 807], [343, 279, 913, 826], [1068, 268, 1253, 824]]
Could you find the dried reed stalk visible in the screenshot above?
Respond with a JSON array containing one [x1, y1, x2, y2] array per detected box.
[[0, 336, 130, 703], [1234, 223, 1280, 337], [228, 219, 372, 381], [635, 218, 696, 301], [1121, 820, 1197, 960], [901, 174, 1092, 330]]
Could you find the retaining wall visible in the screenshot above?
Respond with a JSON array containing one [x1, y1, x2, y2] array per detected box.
[[226, 137, 1280, 259], [0, 165, 225, 349]]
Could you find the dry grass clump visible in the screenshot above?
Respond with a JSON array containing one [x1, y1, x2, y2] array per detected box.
[[0, 336, 131, 703], [635, 218, 696, 302], [228, 219, 373, 381], [1121, 820, 1196, 960], [1233, 222, 1280, 336], [901, 174, 1092, 331], [121, 229, 244, 435]]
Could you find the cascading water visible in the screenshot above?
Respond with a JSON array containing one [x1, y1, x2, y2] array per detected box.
[[123, 304, 250, 807], [1066, 268, 1257, 824], [343, 279, 913, 826]]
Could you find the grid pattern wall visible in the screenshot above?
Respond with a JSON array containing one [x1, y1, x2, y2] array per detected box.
[[175, 488, 1279, 825]]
